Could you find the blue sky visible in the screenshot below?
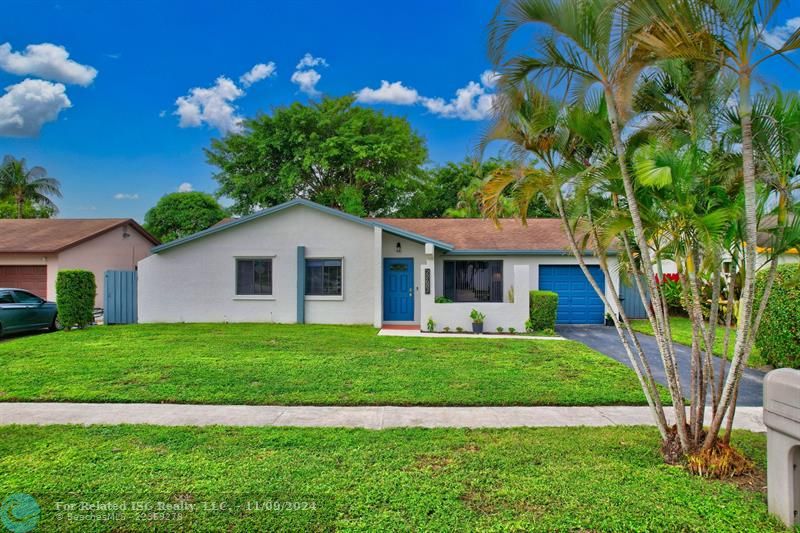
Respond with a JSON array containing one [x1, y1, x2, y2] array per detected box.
[[2, 0, 799, 221]]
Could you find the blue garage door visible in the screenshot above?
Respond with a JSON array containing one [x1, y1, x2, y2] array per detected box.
[[539, 265, 605, 324]]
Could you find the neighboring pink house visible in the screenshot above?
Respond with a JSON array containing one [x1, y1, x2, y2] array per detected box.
[[0, 219, 159, 308]]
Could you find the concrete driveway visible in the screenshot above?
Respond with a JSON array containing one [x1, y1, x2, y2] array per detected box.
[[558, 325, 765, 407]]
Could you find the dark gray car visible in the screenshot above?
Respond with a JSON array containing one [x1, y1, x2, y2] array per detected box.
[[0, 288, 59, 336]]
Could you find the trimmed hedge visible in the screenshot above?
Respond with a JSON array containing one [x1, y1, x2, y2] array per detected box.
[[529, 290, 558, 331], [754, 264, 800, 369], [56, 270, 96, 329]]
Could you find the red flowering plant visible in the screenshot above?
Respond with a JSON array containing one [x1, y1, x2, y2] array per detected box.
[[654, 273, 684, 314]]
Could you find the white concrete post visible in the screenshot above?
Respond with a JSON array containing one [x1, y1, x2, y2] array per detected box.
[[764, 368, 800, 527]]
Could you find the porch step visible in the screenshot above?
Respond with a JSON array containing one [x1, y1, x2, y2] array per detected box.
[[381, 324, 420, 330]]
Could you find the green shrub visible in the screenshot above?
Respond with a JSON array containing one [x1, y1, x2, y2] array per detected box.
[[434, 296, 453, 303], [755, 264, 800, 369], [426, 316, 435, 333], [469, 309, 485, 324], [529, 290, 558, 331], [56, 270, 96, 329]]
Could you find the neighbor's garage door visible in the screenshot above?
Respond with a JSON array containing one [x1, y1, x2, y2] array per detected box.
[[0, 266, 47, 298], [539, 265, 605, 324]]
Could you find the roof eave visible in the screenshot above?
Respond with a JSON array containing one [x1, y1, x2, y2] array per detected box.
[[444, 249, 617, 256], [151, 198, 455, 253]]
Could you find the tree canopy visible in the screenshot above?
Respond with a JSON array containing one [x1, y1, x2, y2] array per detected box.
[[0, 155, 61, 218], [144, 192, 227, 243], [206, 96, 428, 217], [400, 158, 556, 218]]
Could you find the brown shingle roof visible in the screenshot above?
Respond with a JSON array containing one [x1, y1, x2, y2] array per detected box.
[[0, 218, 159, 253], [371, 217, 572, 251]]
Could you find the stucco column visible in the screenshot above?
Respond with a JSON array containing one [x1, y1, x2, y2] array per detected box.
[[296, 246, 305, 324], [373, 227, 383, 328]]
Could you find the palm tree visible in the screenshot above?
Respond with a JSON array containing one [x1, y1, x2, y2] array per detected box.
[[479, 82, 671, 436], [489, 0, 694, 449], [488, 0, 800, 456], [622, 0, 800, 450], [0, 156, 61, 218]]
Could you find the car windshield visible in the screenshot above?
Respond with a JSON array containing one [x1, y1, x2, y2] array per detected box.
[[13, 291, 43, 304]]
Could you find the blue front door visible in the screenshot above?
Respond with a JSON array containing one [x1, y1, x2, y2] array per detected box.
[[383, 258, 414, 321]]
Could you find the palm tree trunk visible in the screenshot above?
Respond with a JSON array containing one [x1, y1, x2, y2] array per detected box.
[[555, 190, 668, 437], [703, 71, 758, 450], [717, 257, 736, 408], [603, 86, 690, 451]]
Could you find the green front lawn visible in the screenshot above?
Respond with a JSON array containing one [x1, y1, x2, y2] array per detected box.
[[0, 323, 667, 406], [630, 317, 766, 368], [0, 425, 783, 531]]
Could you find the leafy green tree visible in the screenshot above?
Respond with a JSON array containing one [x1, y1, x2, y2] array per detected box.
[[0, 155, 61, 218], [206, 96, 428, 217], [144, 192, 227, 243], [401, 158, 556, 218], [0, 198, 54, 218]]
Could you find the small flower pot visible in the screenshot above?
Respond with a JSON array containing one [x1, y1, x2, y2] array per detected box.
[[604, 316, 614, 326], [472, 322, 484, 334]]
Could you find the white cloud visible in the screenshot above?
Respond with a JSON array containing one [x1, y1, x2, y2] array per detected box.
[[291, 53, 327, 96], [480, 70, 500, 89], [291, 69, 322, 96], [240, 61, 276, 87], [178, 182, 193, 192], [114, 193, 139, 200], [0, 42, 97, 86], [174, 76, 244, 134], [0, 78, 71, 137], [421, 80, 496, 121], [356, 72, 498, 121], [760, 17, 800, 49], [355, 80, 419, 105], [296, 53, 328, 69]]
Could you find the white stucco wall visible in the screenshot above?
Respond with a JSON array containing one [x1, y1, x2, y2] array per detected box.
[[432, 253, 620, 315], [380, 233, 428, 324], [138, 204, 376, 324], [421, 263, 531, 332]]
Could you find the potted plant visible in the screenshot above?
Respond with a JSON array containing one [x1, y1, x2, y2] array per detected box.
[[604, 312, 615, 326], [470, 309, 486, 334]]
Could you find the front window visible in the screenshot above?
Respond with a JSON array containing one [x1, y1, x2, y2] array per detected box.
[[306, 259, 342, 296], [443, 260, 503, 302], [236, 259, 273, 296]]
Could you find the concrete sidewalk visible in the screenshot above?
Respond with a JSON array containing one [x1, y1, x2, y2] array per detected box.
[[0, 403, 765, 431]]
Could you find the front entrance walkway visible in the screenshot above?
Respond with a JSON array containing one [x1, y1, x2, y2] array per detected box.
[[558, 325, 765, 407], [0, 403, 765, 431], [379, 328, 567, 340]]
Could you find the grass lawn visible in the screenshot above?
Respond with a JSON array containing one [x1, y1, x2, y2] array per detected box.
[[0, 323, 668, 406], [0, 425, 784, 532], [630, 317, 766, 368]]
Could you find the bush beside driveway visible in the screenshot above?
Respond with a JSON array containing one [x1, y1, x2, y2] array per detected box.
[[0, 323, 669, 406]]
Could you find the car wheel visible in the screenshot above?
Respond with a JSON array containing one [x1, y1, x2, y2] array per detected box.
[[50, 316, 62, 331]]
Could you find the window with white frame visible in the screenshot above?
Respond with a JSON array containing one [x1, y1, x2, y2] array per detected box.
[[305, 258, 342, 296], [236, 258, 273, 296]]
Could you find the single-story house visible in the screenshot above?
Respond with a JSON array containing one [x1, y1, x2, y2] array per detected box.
[[138, 199, 620, 329], [0, 219, 159, 308]]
